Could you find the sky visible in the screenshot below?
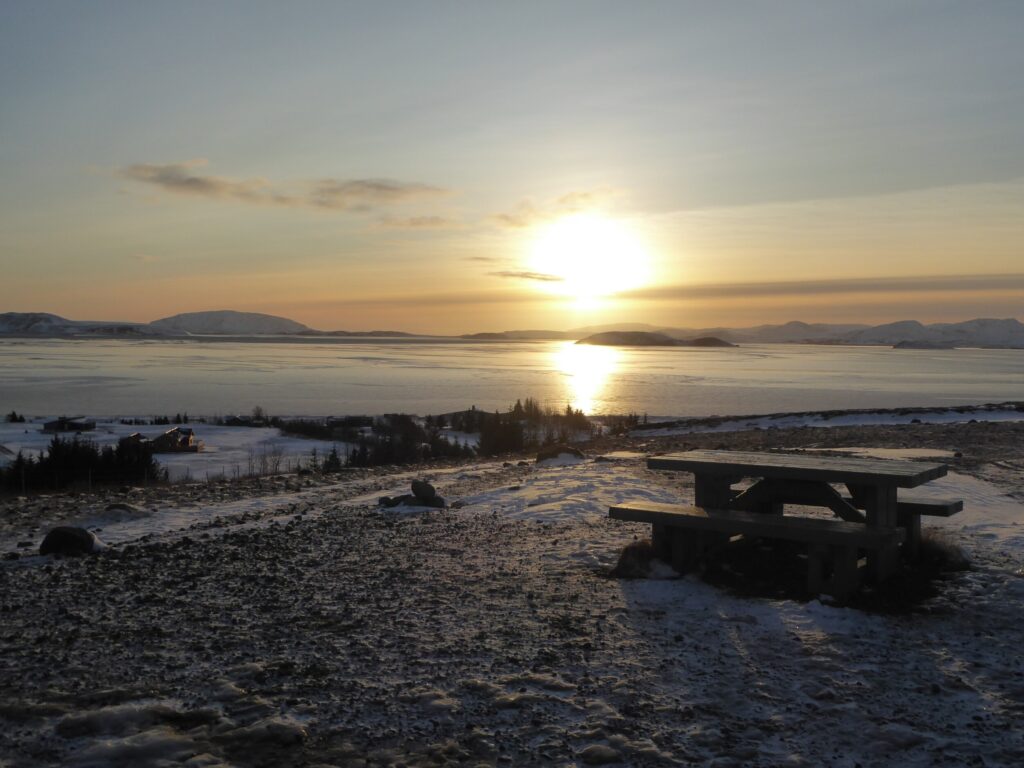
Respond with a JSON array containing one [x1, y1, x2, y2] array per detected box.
[[2, 1, 1023, 334]]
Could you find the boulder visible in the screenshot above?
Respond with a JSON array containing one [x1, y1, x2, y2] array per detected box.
[[39, 526, 103, 557], [610, 539, 658, 578], [536, 444, 585, 463], [378, 491, 446, 509], [411, 479, 437, 502]]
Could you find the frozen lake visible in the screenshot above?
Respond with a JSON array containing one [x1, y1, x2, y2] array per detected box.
[[1, 337, 1023, 419]]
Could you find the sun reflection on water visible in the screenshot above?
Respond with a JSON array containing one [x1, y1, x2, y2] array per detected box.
[[554, 341, 620, 414]]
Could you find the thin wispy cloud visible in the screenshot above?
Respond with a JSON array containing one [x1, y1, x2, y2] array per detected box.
[[620, 274, 1024, 301], [489, 270, 563, 283], [290, 288, 552, 309], [491, 187, 617, 229], [377, 215, 459, 230], [119, 159, 447, 212]]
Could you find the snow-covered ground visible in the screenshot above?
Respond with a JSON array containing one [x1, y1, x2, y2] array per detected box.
[[2, 432, 1024, 765], [0, 418, 347, 481], [638, 404, 1024, 436]]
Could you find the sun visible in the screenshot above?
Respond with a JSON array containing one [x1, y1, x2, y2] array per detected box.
[[527, 214, 651, 307]]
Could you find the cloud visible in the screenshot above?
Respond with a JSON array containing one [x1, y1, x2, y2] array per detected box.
[[309, 179, 444, 211], [463, 255, 501, 263], [491, 187, 617, 229], [289, 288, 553, 309], [119, 160, 446, 212], [377, 215, 459, 229], [489, 270, 563, 283], [620, 273, 1024, 302], [491, 202, 539, 229], [129, 253, 159, 264]]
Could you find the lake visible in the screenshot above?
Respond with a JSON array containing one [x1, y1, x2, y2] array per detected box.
[[1, 337, 1022, 419]]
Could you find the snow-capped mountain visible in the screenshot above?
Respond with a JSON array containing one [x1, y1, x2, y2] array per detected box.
[[148, 311, 312, 335], [0, 312, 146, 336], [2, 310, 1023, 347], [844, 318, 1024, 348], [0, 312, 77, 334]]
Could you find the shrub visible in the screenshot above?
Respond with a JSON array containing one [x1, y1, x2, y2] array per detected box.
[[1, 436, 164, 492]]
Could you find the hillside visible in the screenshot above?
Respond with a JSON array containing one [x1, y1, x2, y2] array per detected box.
[[845, 318, 1024, 348], [576, 331, 735, 347], [148, 311, 312, 336], [2, 310, 1023, 347]]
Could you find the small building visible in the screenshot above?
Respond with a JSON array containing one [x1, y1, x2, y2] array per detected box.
[[151, 426, 203, 453], [43, 416, 96, 433]]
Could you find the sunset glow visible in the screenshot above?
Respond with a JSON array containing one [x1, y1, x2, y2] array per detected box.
[[527, 215, 653, 309], [0, 3, 1022, 334], [554, 340, 620, 414]]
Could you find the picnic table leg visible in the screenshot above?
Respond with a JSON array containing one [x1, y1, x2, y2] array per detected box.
[[860, 484, 899, 583], [831, 544, 861, 600], [694, 473, 734, 508], [900, 512, 922, 561], [807, 543, 860, 599], [651, 524, 672, 561], [670, 529, 700, 572]]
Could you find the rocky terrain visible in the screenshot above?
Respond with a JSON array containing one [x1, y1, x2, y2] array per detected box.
[[1, 421, 1023, 766]]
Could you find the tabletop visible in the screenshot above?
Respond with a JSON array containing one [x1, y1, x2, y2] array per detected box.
[[647, 449, 947, 488]]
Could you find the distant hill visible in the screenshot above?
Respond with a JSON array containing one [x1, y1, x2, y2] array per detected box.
[[312, 329, 419, 338], [569, 320, 870, 344], [0, 312, 78, 335], [568, 318, 1024, 348], [462, 330, 573, 341], [845, 318, 1024, 348], [3, 310, 1023, 347], [893, 340, 956, 349], [148, 310, 312, 335], [687, 336, 737, 347], [576, 331, 735, 347], [0, 312, 145, 336]]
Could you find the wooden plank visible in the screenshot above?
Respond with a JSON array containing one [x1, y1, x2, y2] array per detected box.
[[609, 502, 904, 548], [648, 450, 946, 487], [730, 478, 866, 524], [840, 495, 963, 517]]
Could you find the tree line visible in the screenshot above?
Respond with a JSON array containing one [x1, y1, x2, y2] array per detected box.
[[0, 436, 164, 493]]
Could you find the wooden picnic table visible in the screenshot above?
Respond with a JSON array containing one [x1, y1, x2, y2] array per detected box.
[[630, 449, 961, 592]]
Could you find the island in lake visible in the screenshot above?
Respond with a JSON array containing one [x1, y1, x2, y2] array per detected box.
[[576, 331, 736, 347]]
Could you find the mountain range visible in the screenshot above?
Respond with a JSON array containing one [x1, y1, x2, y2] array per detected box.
[[2, 311, 1023, 348]]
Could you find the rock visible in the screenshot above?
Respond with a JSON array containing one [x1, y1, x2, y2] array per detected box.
[[411, 479, 437, 502], [3, 552, 19, 561], [105, 502, 142, 514], [380, 493, 445, 509], [535, 444, 584, 462], [579, 744, 621, 765], [610, 539, 659, 578], [39, 527, 103, 557]]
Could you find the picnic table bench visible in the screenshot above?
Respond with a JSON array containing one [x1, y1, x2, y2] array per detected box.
[[610, 450, 963, 598]]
